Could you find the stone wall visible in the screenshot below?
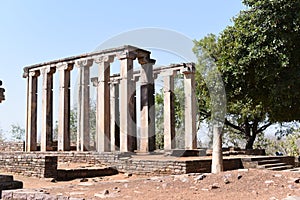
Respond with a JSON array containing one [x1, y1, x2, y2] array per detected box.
[[0, 142, 24, 152], [117, 157, 243, 175], [0, 151, 285, 179], [0, 152, 57, 178], [117, 158, 187, 175]]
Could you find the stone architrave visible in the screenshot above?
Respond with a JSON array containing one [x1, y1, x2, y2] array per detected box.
[[110, 81, 120, 151], [163, 72, 176, 150], [25, 70, 40, 151], [94, 55, 114, 152], [57, 63, 73, 151], [40, 66, 56, 151], [76, 59, 93, 151], [118, 52, 137, 152], [182, 64, 197, 149], [139, 57, 156, 152]]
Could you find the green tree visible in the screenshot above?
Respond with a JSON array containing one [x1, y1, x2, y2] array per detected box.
[[9, 123, 25, 141], [194, 0, 300, 150]]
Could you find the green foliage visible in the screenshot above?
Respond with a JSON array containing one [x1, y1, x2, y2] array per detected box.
[[9, 123, 25, 141], [193, 0, 300, 149], [223, 126, 246, 148], [254, 132, 300, 157]]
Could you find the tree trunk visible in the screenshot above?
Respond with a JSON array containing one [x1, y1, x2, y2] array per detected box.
[[245, 135, 256, 149], [245, 121, 258, 150], [211, 125, 223, 173]]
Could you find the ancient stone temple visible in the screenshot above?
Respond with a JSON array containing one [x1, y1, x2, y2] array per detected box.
[[0, 80, 5, 103], [23, 45, 197, 153]]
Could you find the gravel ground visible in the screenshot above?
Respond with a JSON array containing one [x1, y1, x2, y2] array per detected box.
[[2, 168, 300, 200]]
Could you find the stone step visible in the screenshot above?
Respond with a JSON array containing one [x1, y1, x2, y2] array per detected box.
[[258, 163, 287, 169], [0, 175, 13, 182], [267, 165, 294, 171], [242, 156, 282, 162], [282, 167, 300, 172], [257, 159, 281, 165]]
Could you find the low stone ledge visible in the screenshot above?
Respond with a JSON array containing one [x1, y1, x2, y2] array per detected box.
[[56, 167, 118, 181]]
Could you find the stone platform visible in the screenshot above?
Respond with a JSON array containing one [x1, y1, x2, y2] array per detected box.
[[0, 151, 296, 180]]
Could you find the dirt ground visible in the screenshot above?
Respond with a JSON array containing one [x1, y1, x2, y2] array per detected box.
[[2, 168, 300, 200]]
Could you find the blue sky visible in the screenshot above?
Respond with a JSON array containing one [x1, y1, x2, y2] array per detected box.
[[0, 0, 244, 136]]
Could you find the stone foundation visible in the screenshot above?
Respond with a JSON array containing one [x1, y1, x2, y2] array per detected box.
[[0, 152, 57, 178], [0, 151, 293, 179]]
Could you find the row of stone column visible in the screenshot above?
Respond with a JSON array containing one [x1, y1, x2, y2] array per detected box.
[[24, 51, 196, 153], [105, 63, 197, 152], [24, 50, 157, 153]]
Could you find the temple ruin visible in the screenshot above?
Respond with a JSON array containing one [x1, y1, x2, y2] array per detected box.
[[23, 45, 197, 153]]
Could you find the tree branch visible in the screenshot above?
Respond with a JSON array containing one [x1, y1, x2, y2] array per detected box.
[[256, 122, 272, 134], [225, 118, 244, 133]]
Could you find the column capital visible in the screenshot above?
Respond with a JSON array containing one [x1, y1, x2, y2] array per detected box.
[[94, 55, 115, 64], [41, 65, 56, 75], [75, 58, 93, 68], [181, 63, 196, 74], [29, 70, 40, 77], [57, 62, 74, 71], [117, 50, 137, 60], [138, 56, 156, 65]]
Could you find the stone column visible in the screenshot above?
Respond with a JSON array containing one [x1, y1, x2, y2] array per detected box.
[[25, 70, 40, 151], [94, 55, 114, 152], [40, 66, 56, 152], [110, 81, 120, 151], [139, 57, 156, 152], [183, 65, 197, 149], [57, 63, 73, 151], [163, 73, 176, 150], [118, 52, 136, 152], [76, 59, 93, 151], [132, 76, 138, 151]]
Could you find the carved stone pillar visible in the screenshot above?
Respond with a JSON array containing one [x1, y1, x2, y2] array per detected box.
[[76, 59, 93, 151], [139, 57, 156, 152], [163, 73, 176, 150], [57, 63, 73, 151], [183, 64, 197, 149], [94, 55, 114, 152], [25, 70, 40, 151], [110, 81, 120, 151], [118, 52, 136, 152], [40, 66, 56, 151]]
